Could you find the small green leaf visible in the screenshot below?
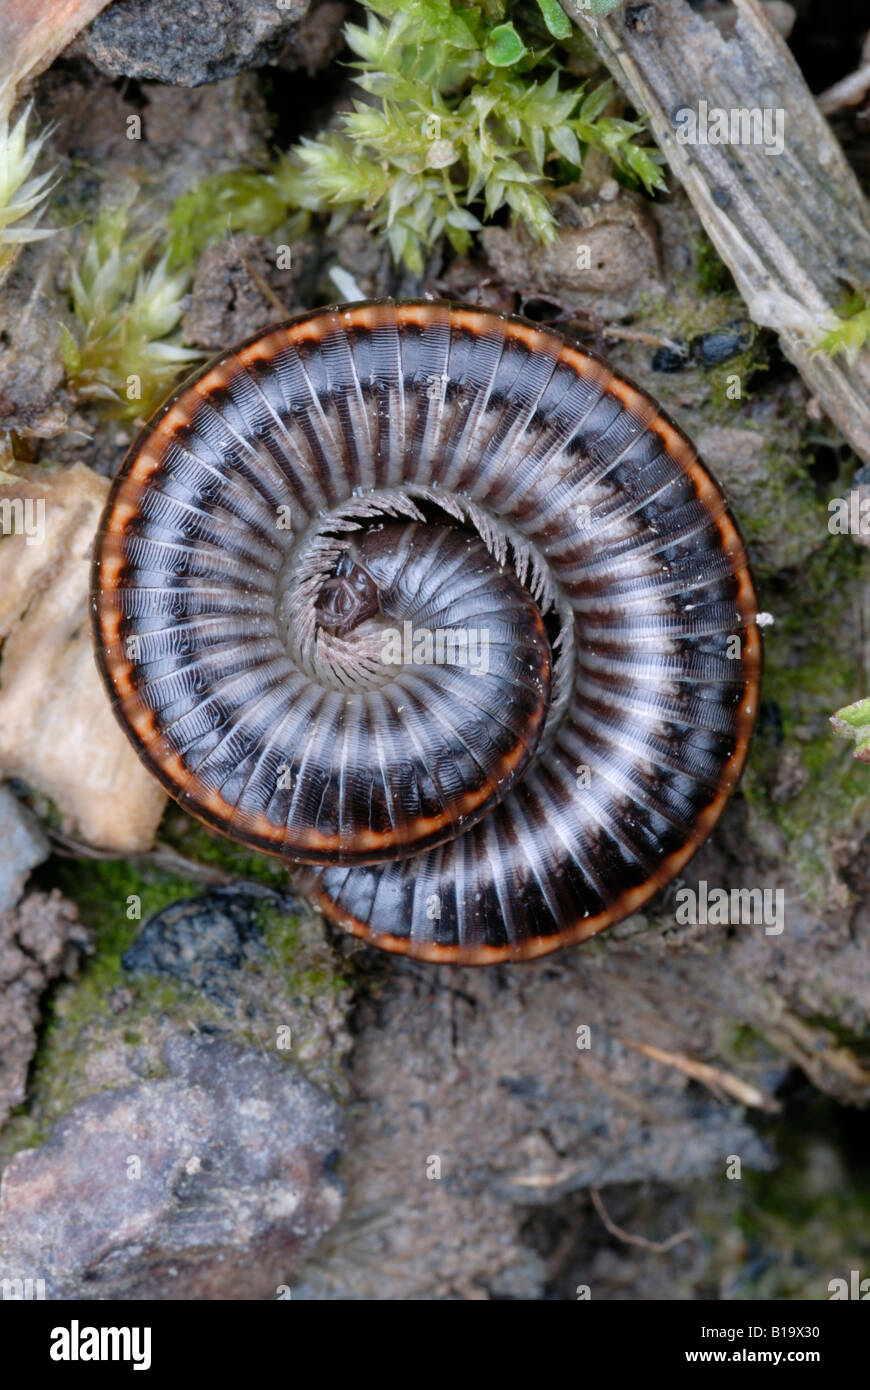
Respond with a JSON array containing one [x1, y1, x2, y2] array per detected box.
[[578, 80, 615, 126], [550, 124, 582, 166], [832, 697, 870, 763], [484, 23, 527, 67], [625, 143, 668, 195], [58, 321, 81, 374], [814, 302, 870, 366], [526, 123, 546, 169], [535, 0, 573, 40], [445, 206, 482, 230]]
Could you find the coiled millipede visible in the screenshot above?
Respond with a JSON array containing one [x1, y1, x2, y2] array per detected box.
[[92, 300, 761, 964]]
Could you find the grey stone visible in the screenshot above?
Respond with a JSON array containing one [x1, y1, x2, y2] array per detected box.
[[0, 786, 50, 913], [121, 885, 278, 1007], [77, 0, 310, 86], [0, 1035, 343, 1299]]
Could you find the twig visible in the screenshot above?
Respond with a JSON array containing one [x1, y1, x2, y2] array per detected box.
[[759, 1010, 870, 1093], [589, 1188, 695, 1254], [817, 29, 870, 115], [509, 1160, 586, 1191], [46, 825, 242, 886], [562, 0, 870, 462], [617, 1034, 781, 1112], [234, 241, 294, 319], [600, 323, 689, 353], [817, 65, 870, 116]]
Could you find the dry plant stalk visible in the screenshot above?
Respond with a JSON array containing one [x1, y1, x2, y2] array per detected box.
[[0, 0, 113, 118], [562, 0, 870, 461]]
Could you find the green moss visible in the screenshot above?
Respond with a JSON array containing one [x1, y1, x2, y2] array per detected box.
[[168, 170, 309, 267], [831, 696, 870, 760], [0, 842, 354, 1166], [638, 285, 770, 414], [707, 349, 766, 412], [0, 103, 58, 284], [684, 1091, 870, 1300], [736, 441, 822, 577], [257, 902, 349, 997], [60, 194, 202, 418], [694, 229, 733, 297], [814, 294, 870, 366], [164, 0, 665, 275], [0, 858, 211, 1162], [720, 1023, 767, 1063], [34, 857, 205, 1050], [50, 848, 347, 1022], [157, 809, 288, 886], [737, 1107, 870, 1296], [629, 283, 828, 577], [54, 855, 199, 933], [635, 285, 727, 345], [744, 540, 870, 895]]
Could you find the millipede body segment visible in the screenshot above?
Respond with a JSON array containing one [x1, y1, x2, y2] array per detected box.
[[92, 300, 761, 964]]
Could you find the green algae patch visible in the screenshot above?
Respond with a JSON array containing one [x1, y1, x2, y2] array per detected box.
[[744, 540, 870, 898], [0, 855, 352, 1167], [157, 808, 288, 887]]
